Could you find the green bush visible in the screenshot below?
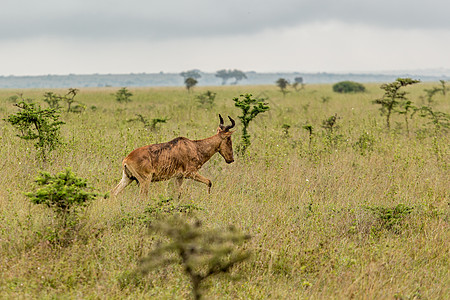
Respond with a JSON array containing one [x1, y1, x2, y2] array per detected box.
[[26, 168, 97, 216], [332, 81, 366, 93], [4, 101, 65, 160]]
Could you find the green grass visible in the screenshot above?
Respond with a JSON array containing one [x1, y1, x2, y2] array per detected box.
[[0, 83, 449, 299]]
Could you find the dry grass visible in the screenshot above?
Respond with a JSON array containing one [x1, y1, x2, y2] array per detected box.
[[0, 83, 448, 299]]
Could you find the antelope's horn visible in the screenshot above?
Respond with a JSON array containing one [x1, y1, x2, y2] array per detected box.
[[225, 116, 235, 131], [219, 114, 224, 126]]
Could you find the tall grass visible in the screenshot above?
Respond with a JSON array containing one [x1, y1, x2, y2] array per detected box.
[[0, 83, 448, 299]]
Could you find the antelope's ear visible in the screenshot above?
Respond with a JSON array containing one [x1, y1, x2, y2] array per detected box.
[[222, 130, 234, 137]]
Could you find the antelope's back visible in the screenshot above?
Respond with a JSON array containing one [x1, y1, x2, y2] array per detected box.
[[124, 137, 196, 177]]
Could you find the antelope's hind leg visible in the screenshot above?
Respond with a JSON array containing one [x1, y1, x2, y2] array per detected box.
[[139, 174, 153, 198], [112, 170, 133, 197]]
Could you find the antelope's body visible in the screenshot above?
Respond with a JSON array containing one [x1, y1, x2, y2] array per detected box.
[[112, 115, 235, 197]]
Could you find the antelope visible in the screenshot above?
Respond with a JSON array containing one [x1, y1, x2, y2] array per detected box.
[[112, 114, 235, 198]]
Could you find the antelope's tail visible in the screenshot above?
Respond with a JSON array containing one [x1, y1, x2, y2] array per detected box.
[[123, 162, 145, 185]]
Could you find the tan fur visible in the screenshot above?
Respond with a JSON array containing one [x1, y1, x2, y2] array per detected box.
[[112, 116, 235, 198]]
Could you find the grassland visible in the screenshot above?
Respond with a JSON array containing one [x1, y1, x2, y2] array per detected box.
[[0, 83, 448, 299]]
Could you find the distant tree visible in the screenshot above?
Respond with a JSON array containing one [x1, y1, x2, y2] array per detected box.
[[333, 81, 366, 93], [215, 70, 229, 85], [180, 70, 201, 80], [294, 77, 303, 84], [185, 77, 198, 92], [215, 69, 247, 85], [276, 78, 290, 96], [230, 69, 247, 85], [292, 77, 305, 91]]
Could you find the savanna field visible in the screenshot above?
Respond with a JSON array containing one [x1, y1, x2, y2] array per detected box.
[[0, 83, 448, 299]]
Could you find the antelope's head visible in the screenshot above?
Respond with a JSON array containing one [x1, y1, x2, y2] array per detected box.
[[217, 114, 235, 164]]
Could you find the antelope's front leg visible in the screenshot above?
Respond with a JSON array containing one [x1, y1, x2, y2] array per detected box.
[[187, 172, 212, 194], [139, 174, 152, 198]]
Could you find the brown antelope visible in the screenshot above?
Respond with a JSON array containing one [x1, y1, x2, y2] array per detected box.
[[112, 114, 235, 197]]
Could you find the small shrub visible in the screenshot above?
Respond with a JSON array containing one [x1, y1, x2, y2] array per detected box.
[[43, 88, 81, 112], [364, 203, 413, 234], [353, 132, 375, 155], [321, 96, 331, 103], [143, 196, 203, 220], [26, 168, 97, 219], [7, 95, 19, 103], [4, 101, 65, 160], [127, 114, 169, 131], [322, 114, 339, 134], [26, 168, 98, 244], [196, 90, 216, 107], [115, 87, 133, 103], [64, 88, 80, 112], [281, 124, 291, 137], [43, 92, 63, 109], [416, 105, 450, 132], [332, 81, 366, 93], [303, 124, 314, 150]]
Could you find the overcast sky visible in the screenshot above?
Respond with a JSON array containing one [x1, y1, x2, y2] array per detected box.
[[1, 0, 450, 76]]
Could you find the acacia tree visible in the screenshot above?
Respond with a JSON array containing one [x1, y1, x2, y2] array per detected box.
[[276, 78, 290, 96], [215, 69, 247, 85], [180, 70, 201, 80], [185, 77, 198, 92], [373, 78, 420, 129], [292, 77, 305, 91]]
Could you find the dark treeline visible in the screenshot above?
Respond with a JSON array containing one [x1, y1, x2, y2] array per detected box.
[[1, 71, 448, 88]]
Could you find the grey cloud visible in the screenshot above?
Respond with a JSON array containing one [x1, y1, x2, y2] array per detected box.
[[1, 0, 449, 41]]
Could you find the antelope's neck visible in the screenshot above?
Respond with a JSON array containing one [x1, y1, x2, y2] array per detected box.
[[195, 134, 221, 165]]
